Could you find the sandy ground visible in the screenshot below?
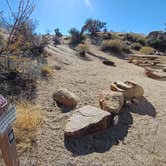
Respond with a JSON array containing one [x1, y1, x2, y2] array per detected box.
[[1, 44, 166, 166]]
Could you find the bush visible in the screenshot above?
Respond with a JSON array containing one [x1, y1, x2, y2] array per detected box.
[[14, 101, 42, 152], [41, 66, 53, 77], [146, 31, 166, 52], [131, 42, 142, 51], [101, 39, 130, 53], [77, 43, 89, 56], [124, 33, 146, 45], [140, 46, 155, 55]]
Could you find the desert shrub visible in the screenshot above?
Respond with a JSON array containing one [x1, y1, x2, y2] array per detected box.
[[146, 31, 166, 52], [101, 39, 130, 53], [68, 28, 84, 46], [41, 65, 53, 77], [124, 33, 146, 45], [82, 19, 107, 36], [140, 46, 155, 55], [131, 42, 142, 50], [14, 101, 42, 152], [77, 43, 89, 56]]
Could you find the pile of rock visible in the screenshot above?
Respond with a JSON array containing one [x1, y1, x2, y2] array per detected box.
[[145, 67, 166, 80], [128, 55, 161, 67], [53, 81, 144, 138]]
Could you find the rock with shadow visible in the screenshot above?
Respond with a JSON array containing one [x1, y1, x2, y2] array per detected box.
[[64, 109, 133, 155]]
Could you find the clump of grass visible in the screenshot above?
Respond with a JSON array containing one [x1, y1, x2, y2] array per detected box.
[[140, 46, 155, 55], [101, 39, 130, 53], [77, 43, 89, 56], [14, 101, 42, 152], [41, 66, 53, 77]]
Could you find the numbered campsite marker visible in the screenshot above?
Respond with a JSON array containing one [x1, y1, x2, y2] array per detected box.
[[0, 95, 19, 166]]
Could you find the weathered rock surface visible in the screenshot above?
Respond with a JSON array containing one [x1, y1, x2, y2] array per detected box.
[[163, 67, 166, 72], [111, 81, 144, 101], [145, 68, 166, 80], [53, 88, 79, 108], [64, 105, 111, 137], [99, 90, 124, 113]]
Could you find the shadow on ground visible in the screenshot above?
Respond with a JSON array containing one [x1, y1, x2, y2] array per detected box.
[[64, 97, 156, 155]]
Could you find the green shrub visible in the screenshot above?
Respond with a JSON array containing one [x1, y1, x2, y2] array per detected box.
[[101, 39, 130, 53], [131, 42, 142, 51], [77, 43, 89, 56], [124, 33, 146, 45], [140, 46, 155, 55]]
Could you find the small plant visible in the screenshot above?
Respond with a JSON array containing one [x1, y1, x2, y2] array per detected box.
[[140, 46, 155, 55], [131, 42, 142, 51], [101, 39, 130, 53], [41, 65, 53, 77], [78, 43, 89, 56], [14, 101, 42, 152]]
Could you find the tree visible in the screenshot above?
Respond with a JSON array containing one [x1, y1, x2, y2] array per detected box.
[[0, 0, 35, 69], [82, 19, 107, 36]]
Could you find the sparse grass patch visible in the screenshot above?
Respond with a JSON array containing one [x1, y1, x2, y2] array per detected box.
[[77, 43, 89, 56], [41, 65, 53, 77], [140, 46, 155, 55], [101, 39, 130, 53], [14, 101, 42, 152]]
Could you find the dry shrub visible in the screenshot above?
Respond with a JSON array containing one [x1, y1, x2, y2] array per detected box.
[[78, 43, 89, 56], [101, 39, 130, 53], [14, 101, 42, 152], [41, 66, 53, 77], [131, 42, 142, 51], [140, 46, 155, 55]]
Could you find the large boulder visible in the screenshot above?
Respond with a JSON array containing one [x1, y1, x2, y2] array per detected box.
[[111, 81, 144, 101], [53, 88, 79, 108], [99, 90, 124, 114], [64, 105, 111, 137]]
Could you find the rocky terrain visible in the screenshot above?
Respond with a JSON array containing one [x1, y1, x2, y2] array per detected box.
[[11, 42, 166, 166]]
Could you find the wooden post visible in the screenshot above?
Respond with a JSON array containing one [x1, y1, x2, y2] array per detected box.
[[0, 126, 19, 166], [0, 95, 19, 166]]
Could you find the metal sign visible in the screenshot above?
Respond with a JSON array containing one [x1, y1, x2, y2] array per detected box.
[[0, 95, 8, 109], [0, 106, 16, 136]]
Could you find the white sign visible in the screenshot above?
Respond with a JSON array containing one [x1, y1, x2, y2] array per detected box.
[[0, 106, 16, 136]]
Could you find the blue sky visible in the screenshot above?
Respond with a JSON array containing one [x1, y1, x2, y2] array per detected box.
[[1, 0, 166, 34]]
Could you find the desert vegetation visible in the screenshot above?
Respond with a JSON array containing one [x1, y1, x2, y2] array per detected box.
[[0, 1, 166, 166]]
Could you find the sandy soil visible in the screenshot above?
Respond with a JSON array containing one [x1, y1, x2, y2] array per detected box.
[[2, 44, 166, 166]]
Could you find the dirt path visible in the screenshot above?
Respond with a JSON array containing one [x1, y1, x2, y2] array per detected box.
[[28, 44, 166, 166]]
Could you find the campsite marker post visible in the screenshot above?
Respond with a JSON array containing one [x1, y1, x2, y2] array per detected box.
[[0, 95, 19, 166]]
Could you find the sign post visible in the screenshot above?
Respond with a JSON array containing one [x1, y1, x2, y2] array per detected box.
[[0, 95, 19, 166]]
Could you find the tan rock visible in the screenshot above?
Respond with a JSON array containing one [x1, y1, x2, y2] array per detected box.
[[99, 90, 124, 114], [53, 88, 79, 108], [64, 105, 111, 137], [145, 68, 166, 80], [111, 81, 144, 101], [163, 67, 166, 72]]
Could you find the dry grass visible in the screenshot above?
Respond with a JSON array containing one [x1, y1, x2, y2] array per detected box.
[[14, 101, 42, 152], [41, 66, 53, 77], [140, 46, 155, 55]]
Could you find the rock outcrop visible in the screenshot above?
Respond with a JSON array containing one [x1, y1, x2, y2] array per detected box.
[[111, 81, 144, 101], [99, 90, 124, 114], [53, 88, 79, 108], [64, 105, 111, 137]]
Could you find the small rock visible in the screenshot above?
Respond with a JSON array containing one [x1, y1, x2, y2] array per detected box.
[[53, 88, 79, 108], [163, 67, 166, 72], [55, 65, 61, 70], [64, 105, 111, 137], [103, 60, 115, 66], [145, 68, 166, 80], [111, 81, 144, 101], [99, 90, 124, 114]]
